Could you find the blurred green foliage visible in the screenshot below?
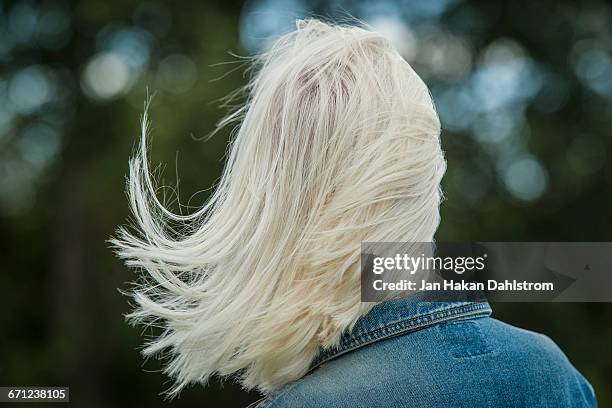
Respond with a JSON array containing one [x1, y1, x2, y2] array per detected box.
[[0, 0, 610, 406]]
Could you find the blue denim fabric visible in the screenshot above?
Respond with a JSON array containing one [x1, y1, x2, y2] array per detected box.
[[255, 292, 596, 407]]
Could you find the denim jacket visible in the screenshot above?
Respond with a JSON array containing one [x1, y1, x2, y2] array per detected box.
[[255, 292, 596, 407]]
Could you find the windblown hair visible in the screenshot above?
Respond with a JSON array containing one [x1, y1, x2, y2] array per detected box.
[[113, 19, 445, 395]]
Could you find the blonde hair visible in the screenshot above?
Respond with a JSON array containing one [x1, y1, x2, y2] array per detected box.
[[112, 19, 445, 395]]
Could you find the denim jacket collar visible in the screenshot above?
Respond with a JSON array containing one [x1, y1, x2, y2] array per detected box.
[[310, 291, 492, 371]]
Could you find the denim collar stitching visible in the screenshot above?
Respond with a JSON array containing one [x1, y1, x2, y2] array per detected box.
[[311, 300, 492, 371]]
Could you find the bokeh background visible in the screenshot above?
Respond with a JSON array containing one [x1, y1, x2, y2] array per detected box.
[[1, 0, 611, 406]]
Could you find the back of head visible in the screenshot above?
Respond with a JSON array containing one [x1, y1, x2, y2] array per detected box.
[[113, 18, 445, 394]]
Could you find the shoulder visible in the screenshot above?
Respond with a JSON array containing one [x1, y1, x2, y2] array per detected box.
[[480, 317, 586, 375], [257, 317, 596, 408], [443, 317, 597, 407]]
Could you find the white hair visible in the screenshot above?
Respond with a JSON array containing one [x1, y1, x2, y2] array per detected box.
[[112, 19, 445, 395]]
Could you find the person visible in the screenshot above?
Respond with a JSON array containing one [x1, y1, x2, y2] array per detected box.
[[113, 19, 596, 407]]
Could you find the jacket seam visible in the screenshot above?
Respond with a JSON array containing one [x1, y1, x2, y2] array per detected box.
[[353, 303, 488, 342], [313, 302, 490, 368]]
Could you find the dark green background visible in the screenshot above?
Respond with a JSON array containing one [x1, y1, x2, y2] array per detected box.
[[1, 0, 610, 406]]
